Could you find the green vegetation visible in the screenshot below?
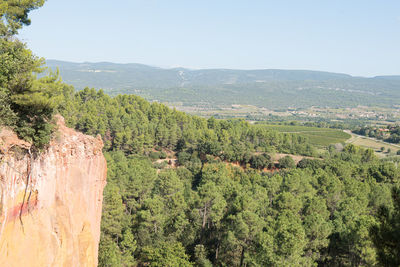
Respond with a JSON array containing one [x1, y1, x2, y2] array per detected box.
[[354, 125, 400, 145], [60, 88, 315, 159], [2, 3, 400, 266], [56, 88, 400, 266], [0, 0, 45, 37], [256, 124, 351, 147], [346, 132, 400, 157], [93, 132, 399, 266], [0, 0, 66, 149], [277, 155, 296, 169], [371, 186, 400, 266], [46, 60, 400, 110]]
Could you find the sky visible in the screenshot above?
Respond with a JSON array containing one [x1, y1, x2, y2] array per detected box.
[[19, 0, 400, 77]]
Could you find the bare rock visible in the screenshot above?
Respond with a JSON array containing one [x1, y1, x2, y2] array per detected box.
[[0, 116, 107, 267]]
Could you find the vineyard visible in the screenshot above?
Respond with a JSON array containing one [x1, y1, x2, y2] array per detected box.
[[259, 125, 351, 146]]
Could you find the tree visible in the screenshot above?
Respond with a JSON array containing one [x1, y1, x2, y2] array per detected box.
[[120, 230, 137, 266], [141, 242, 193, 267], [361, 148, 376, 162], [278, 155, 296, 169], [371, 187, 400, 266], [194, 245, 213, 267], [297, 158, 323, 170], [12, 69, 64, 147], [98, 235, 122, 267], [135, 196, 166, 247], [98, 185, 127, 267], [197, 181, 227, 229], [302, 197, 332, 262], [0, 1, 64, 148], [249, 153, 271, 170], [270, 211, 308, 266], [154, 170, 189, 239], [100, 184, 126, 239], [0, 0, 45, 37]]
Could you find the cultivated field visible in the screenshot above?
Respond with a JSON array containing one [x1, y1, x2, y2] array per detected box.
[[345, 131, 400, 158], [259, 124, 351, 147]]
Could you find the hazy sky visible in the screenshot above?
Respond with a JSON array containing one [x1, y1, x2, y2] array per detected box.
[[19, 0, 400, 77]]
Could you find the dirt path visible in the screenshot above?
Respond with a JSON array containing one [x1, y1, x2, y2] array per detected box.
[[271, 153, 319, 164]]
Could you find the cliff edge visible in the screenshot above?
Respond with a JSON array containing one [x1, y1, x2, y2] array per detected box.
[[0, 115, 107, 267]]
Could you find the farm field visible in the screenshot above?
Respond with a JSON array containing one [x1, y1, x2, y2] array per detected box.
[[345, 132, 400, 158], [258, 124, 351, 147]]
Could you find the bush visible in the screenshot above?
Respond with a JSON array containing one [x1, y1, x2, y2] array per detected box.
[[297, 158, 323, 170], [153, 161, 168, 169], [249, 153, 271, 170], [149, 151, 161, 160], [278, 155, 296, 169], [206, 155, 221, 164], [177, 151, 191, 165], [159, 151, 167, 159]]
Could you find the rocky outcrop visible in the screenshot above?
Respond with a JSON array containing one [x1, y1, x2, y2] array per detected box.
[[0, 116, 107, 267]]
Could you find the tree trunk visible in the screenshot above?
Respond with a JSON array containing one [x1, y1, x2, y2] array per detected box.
[[240, 246, 245, 267], [202, 204, 207, 228]]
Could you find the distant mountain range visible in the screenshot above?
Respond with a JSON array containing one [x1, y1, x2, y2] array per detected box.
[[46, 60, 400, 109]]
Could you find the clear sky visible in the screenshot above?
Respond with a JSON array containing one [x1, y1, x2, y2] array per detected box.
[[19, 0, 400, 77]]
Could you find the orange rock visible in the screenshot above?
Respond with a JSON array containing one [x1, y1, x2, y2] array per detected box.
[[0, 116, 107, 267]]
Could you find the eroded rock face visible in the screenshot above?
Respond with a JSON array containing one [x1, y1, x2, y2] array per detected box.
[[0, 116, 107, 267]]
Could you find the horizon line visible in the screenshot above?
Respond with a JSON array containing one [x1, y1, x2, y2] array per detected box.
[[45, 59, 400, 79]]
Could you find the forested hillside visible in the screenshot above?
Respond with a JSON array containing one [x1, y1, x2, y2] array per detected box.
[[46, 60, 400, 109], [2, 2, 400, 266], [60, 87, 314, 158], [58, 87, 400, 266]]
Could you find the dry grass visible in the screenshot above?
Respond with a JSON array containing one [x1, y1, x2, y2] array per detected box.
[[346, 133, 400, 158]]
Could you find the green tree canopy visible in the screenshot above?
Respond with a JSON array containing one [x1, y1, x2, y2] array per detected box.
[[0, 0, 45, 37]]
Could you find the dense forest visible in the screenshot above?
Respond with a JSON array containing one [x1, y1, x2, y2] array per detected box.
[[60, 89, 400, 266], [1, 1, 400, 266]]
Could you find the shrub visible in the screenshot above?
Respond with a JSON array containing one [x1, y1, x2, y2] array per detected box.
[[177, 151, 191, 165], [249, 153, 271, 170], [149, 151, 161, 160], [297, 158, 322, 169], [278, 155, 296, 169], [159, 151, 167, 159]]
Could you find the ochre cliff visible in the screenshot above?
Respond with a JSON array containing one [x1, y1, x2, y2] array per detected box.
[[0, 116, 107, 267]]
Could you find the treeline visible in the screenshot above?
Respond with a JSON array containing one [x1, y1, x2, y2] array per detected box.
[[61, 87, 315, 161], [256, 119, 367, 131]]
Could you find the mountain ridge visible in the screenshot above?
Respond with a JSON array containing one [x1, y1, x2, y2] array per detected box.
[[47, 59, 399, 78], [45, 60, 400, 109]]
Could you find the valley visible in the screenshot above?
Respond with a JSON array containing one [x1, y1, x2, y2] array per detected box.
[[2, 1, 400, 266], [45, 60, 400, 111]]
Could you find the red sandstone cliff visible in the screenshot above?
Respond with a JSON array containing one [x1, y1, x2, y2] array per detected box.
[[0, 115, 107, 267]]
